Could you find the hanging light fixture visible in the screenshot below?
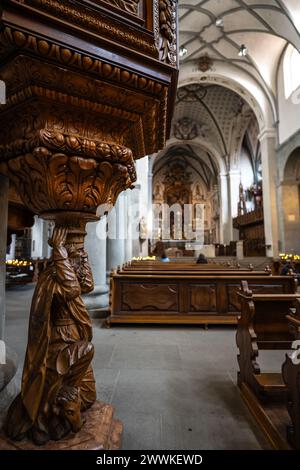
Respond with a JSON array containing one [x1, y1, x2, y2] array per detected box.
[[179, 46, 188, 58], [215, 18, 224, 28], [238, 44, 248, 57]]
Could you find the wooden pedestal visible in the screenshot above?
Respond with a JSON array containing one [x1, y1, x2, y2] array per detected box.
[[0, 401, 123, 450]]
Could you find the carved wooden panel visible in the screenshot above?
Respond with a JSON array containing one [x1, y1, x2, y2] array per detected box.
[[100, 0, 139, 14], [121, 282, 178, 311], [227, 284, 285, 312], [189, 284, 217, 312]]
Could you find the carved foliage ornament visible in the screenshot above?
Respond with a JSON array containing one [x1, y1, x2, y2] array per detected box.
[[0, 130, 136, 215], [103, 0, 139, 14], [159, 0, 177, 66]]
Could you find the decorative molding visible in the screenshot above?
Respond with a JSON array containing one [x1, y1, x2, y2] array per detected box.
[[0, 53, 168, 157], [0, 27, 162, 95], [11, 0, 157, 57]]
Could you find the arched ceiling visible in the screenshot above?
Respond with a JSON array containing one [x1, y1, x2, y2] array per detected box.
[[169, 83, 258, 170], [153, 143, 218, 190], [179, 1, 300, 98]]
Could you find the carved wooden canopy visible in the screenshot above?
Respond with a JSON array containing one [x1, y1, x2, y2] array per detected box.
[[0, 0, 178, 219], [0, 0, 178, 159]]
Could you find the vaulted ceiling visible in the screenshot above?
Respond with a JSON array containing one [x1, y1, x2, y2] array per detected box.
[[179, 1, 300, 99], [167, 83, 258, 172], [153, 143, 218, 191]]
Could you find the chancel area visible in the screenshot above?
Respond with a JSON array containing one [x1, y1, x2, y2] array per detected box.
[[1, 0, 300, 452]]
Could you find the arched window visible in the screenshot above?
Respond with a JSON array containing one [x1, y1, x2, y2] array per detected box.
[[284, 44, 300, 99]]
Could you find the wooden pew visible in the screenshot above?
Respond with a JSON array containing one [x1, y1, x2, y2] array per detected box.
[[282, 300, 300, 450], [119, 267, 271, 277], [121, 260, 271, 276], [108, 272, 297, 326], [236, 281, 300, 449], [127, 260, 250, 270]]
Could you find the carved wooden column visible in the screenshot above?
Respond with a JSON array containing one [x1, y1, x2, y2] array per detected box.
[[0, 0, 178, 449]]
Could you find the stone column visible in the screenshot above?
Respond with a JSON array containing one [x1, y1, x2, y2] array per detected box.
[[6, 234, 16, 261], [130, 184, 141, 259], [219, 172, 232, 244], [228, 169, 240, 241], [236, 240, 244, 259], [83, 216, 109, 314], [259, 129, 280, 258], [148, 156, 154, 252], [106, 194, 126, 272], [124, 189, 133, 262]]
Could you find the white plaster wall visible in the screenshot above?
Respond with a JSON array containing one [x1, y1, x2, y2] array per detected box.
[[278, 55, 300, 144], [281, 183, 300, 253]]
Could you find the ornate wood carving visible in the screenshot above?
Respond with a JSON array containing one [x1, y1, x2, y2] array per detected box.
[[0, 134, 135, 215], [0, 0, 178, 446], [8, 0, 156, 57], [5, 226, 97, 445], [158, 0, 177, 66], [102, 0, 139, 14]]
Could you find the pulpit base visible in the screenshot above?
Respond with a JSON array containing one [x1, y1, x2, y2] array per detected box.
[[0, 401, 123, 450]]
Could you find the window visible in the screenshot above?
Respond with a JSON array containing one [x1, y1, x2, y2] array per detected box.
[[284, 44, 300, 99]]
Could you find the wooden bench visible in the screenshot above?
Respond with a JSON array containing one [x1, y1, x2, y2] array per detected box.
[[282, 301, 300, 449], [119, 267, 271, 277], [127, 260, 254, 270], [236, 281, 300, 449], [108, 272, 297, 326], [121, 260, 272, 276]]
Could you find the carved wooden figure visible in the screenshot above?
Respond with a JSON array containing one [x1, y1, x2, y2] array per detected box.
[[6, 225, 97, 445]]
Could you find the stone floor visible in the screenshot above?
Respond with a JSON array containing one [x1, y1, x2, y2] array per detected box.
[[2, 284, 282, 450]]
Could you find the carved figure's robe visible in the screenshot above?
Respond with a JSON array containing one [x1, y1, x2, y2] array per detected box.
[[6, 245, 96, 439]]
